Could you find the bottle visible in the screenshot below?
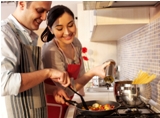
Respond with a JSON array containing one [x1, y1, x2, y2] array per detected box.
[[104, 59, 116, 84]]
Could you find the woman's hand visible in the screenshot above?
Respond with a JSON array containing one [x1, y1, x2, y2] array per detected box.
[[90, 61, 111, 79], [74, 61, 112, 91], [48, 69, 71, 87]]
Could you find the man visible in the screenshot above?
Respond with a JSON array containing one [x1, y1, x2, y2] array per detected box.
[[1, 1, 71, 118]]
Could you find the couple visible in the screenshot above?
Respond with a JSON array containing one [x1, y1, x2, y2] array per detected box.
[[1, 1, 111, 118]]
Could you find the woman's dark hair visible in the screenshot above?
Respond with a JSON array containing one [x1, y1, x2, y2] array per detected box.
[[41, 5, 74, 42]]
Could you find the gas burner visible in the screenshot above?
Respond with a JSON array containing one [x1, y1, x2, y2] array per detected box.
[[138, 115, 159, 118], [125, 108, 142, 114], [73, 102, 160, 118]]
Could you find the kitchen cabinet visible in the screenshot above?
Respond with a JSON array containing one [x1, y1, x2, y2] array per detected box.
[[77, 3, 94, 42], [78, 3, 150, 42], [83, 1, 159, 10]]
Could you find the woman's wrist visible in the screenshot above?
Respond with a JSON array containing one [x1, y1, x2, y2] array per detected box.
[[86, 68, 96, 77]]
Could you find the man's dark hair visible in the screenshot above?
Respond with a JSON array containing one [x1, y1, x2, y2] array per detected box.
[[16, 1, 32, 8]]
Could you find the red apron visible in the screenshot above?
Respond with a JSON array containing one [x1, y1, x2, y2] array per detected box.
[[46, 41, 81, 118]]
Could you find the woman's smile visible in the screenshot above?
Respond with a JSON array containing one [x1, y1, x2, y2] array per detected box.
[[63, 33, 74, 40]]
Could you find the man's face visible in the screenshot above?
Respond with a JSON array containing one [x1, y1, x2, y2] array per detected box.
[[21, 1, 52, 30]]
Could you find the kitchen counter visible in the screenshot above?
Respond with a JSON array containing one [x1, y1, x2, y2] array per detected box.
[[64, 90, 115, 118], [86, 86, 114, 92]]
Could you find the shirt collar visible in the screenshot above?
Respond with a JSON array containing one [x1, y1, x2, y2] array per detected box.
[[8, 14, 38, 43]]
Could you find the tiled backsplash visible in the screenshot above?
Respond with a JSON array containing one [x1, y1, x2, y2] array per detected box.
[[117, 18, 160, 104]]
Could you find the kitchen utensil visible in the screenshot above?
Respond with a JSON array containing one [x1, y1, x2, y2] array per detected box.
[[104, 59, 116, 84], [76, 100, 121, 116], [114, 80, 144, 107], [68, 86, 89, 110], [64, 99, 79, 106]]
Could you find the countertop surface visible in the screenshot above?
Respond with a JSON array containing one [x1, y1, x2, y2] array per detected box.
[[64, 88, 115, 118]]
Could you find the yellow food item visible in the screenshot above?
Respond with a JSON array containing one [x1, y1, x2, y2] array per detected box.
[[92, 103, 100, 108], [104, 104, 111, 110], [132, 70, 156, 84]]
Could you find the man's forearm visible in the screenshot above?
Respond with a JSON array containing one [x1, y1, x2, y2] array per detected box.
[[19, 69, 50, 93]]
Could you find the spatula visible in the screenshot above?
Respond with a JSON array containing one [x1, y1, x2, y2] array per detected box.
[[68, 86, 89, 110]]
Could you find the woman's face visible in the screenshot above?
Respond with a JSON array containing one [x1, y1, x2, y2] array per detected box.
[[51, 12, 76, 45]]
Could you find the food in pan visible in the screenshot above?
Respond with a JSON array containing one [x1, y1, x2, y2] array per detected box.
[[82, 103, 115, 111]]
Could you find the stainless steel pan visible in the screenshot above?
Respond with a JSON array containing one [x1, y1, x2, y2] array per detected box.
[[114, 80, 144, 107]]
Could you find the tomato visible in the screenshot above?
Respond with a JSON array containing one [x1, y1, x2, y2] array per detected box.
[[99, 106, 105, 110]]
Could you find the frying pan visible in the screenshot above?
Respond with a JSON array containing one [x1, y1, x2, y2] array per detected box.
[[75, 100, 121, 116]]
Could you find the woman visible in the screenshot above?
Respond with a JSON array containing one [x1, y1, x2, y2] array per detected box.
[[41, 5, 111, 118]]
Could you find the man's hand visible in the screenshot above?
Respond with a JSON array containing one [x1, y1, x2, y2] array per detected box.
[[48, 69, 70, 87], [52, 86, 70, 105]]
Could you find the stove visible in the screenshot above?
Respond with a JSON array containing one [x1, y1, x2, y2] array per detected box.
[[73, 102, 160, 118]]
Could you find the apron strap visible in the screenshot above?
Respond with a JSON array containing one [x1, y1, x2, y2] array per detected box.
[[4, 19, 47, 118], [54, 39, 79, 64], [7, 19, 23, 43]]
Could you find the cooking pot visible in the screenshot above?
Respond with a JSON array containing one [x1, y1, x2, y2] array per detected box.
[[114, 80, 144, 107], [76, 100, 121, 116]]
